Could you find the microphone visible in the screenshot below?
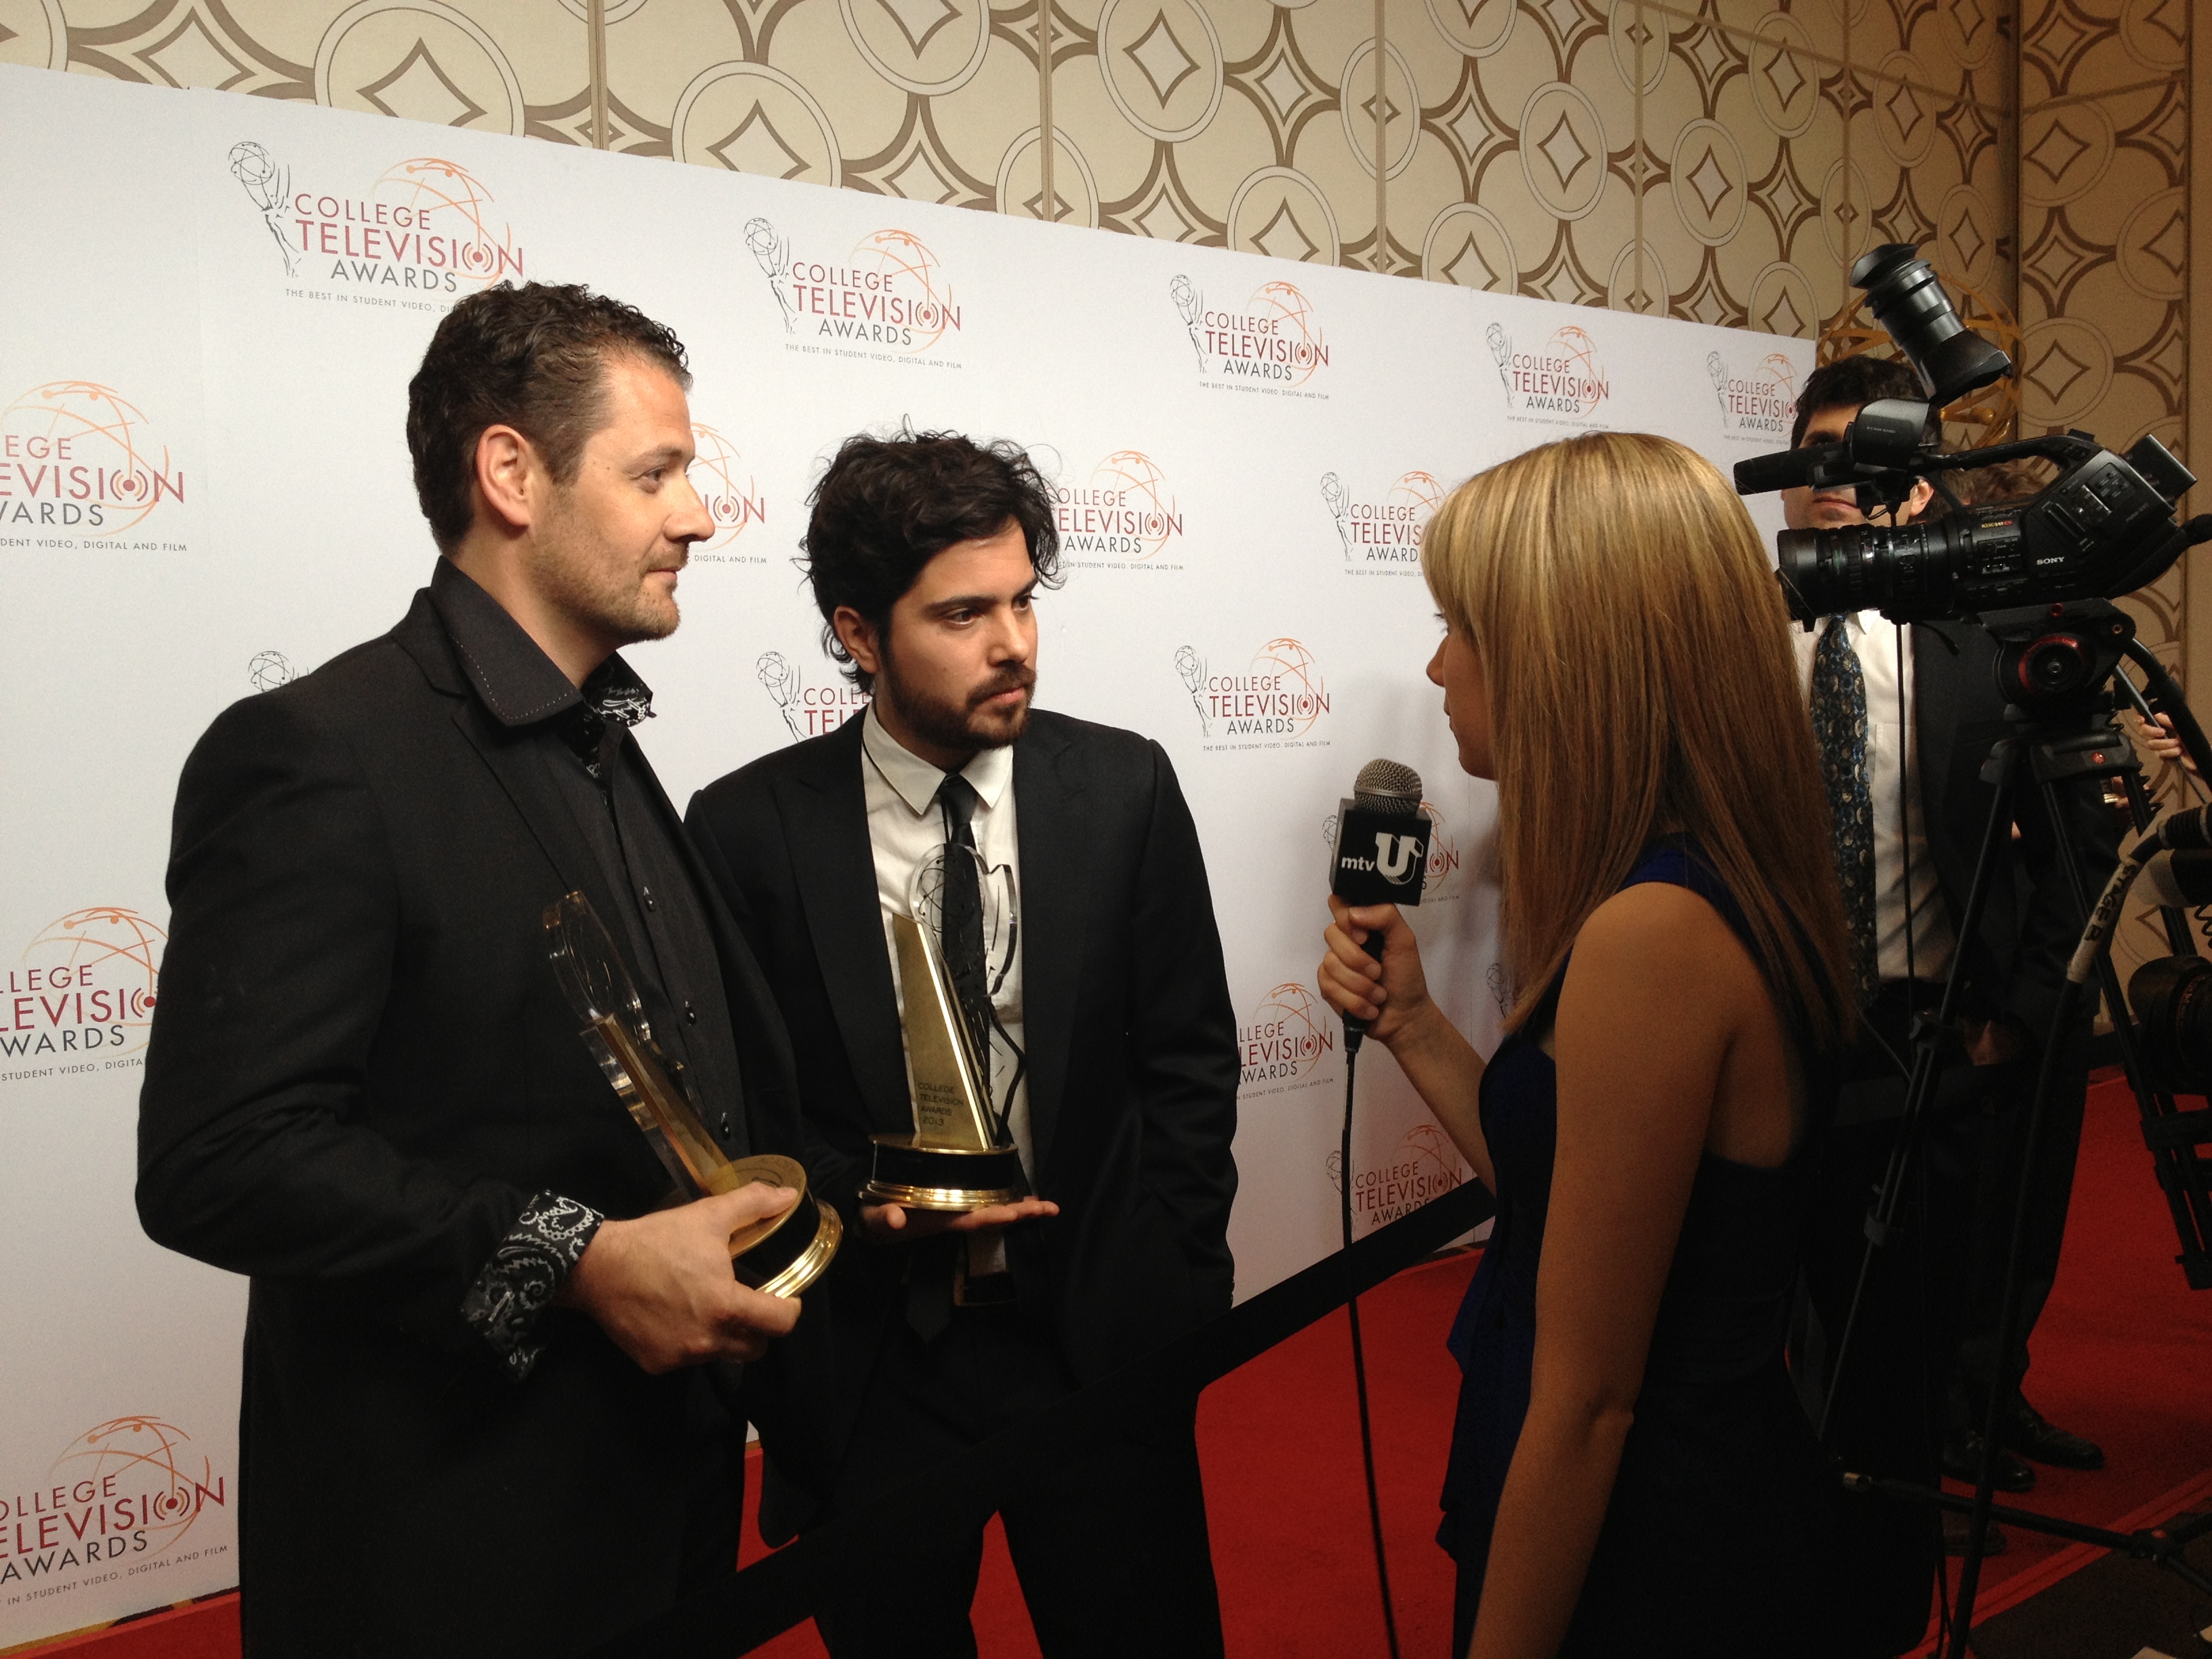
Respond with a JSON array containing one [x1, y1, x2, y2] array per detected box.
[[1332, 759, 1433, 1048]]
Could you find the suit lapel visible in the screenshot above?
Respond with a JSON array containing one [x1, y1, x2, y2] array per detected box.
[[391, 586, 628, 934], [1012, 720, 1085, 1179], [445, 701, 632, 943], [629, 742, 804, 1141], [787, 719, 912, 1135]]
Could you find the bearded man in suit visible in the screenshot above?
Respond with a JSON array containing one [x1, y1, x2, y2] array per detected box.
[[687, 429, 1239, 1658]]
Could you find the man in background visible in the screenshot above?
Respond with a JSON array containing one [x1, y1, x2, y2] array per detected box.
[[138, 283, 804, 1656], [688, 429, 1239, 1658], [1787, 354, 2114, 1645]]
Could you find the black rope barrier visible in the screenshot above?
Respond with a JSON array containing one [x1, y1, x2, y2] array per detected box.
[[588, 1179, 1495, 1658]]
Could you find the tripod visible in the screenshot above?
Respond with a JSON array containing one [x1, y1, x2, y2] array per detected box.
[[1814, 601, 2212, 1653]]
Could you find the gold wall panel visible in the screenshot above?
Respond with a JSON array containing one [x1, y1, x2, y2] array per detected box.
[[29, 1, 2022, 344]]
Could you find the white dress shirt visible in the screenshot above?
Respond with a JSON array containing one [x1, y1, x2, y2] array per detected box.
[[859, 706, 1030, 1269], [1795, 611, 1958, 984]]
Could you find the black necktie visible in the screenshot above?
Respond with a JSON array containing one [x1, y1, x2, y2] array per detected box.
[[907, 773, 985, 1344], [936, 773, 989, 1063]]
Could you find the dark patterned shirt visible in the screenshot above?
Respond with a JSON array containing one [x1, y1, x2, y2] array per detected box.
[[430, 560, 746, 1380]]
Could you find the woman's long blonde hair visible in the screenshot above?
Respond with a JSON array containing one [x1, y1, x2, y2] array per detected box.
[[1422, 430, 1854, 1046]]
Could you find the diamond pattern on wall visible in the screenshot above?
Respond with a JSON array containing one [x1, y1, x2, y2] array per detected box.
[[360, 40, 489, 127], [1124, 11, 1198, 105], [707, 103, 810, 180]]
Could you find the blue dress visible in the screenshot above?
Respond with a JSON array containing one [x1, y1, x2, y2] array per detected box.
[[1439, 838, 1845, 1656]]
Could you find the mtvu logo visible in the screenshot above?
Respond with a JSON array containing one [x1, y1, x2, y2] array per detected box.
[[1325, 800, 1464, 899], [746, 219, 964, 356], [1239, 980, 1336, 1093], [1170, 275, 1330, 388], [1343, 831, 1424, 886], [1320, 470, 1441, 570], [1485, 321, 1610, 419], [228, 141, 524, 293], [1708, 348, 1800, 441], [0, 383, 186, 541], [756, 651, 867, 742], [1173, 639, 1330, 748], [688, 424, 768, 562], [3, 907, 164, 1071], [1054, 451, 1185, 565]]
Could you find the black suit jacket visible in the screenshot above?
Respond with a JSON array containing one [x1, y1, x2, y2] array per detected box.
[[136, 588, 805, 1658], [686, 709, 1239, 1537], [1903, 619, 2121, 1037]]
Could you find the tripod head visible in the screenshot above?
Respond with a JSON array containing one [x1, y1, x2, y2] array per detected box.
[[1981, 598, 2136, 726]]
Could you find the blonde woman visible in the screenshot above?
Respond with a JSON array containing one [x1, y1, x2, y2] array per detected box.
[[1319, 432, 1858, 1658]]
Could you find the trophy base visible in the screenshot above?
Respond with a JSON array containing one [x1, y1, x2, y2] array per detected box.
[[862, 1135, 1026, 1212], [724, 1155, 842, 1298]]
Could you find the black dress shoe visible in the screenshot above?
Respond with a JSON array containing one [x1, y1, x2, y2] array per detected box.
[[1943, 1427, 2036, 1493], [1999, 1399, 2105, 1471], [1942, 1511, 2007, 1557]]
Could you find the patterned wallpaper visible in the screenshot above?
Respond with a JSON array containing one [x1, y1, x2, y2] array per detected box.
[[2013, 0, 2192, 975], [0, 0, 2016, 343]]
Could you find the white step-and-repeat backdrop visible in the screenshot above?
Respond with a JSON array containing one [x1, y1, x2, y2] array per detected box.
[[0, 62, 1807, 1640]]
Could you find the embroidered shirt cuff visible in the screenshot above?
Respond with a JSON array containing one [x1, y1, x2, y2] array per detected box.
[[461, 1191, 603, 1381]]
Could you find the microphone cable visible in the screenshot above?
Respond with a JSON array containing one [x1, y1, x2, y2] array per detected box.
[[1341, 1023, 1403, 1659]]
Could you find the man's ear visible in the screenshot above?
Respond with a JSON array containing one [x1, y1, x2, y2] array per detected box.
[[1906, 476, 1936, 520], [472, 423, 538, 537], [832, 605, 882, 679]]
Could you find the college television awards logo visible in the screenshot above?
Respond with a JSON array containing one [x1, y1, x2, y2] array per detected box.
[[1707, 349, 1799, 441], [1326, 1123, 1467, 1233], [0, 1416, 228, 1589], [1239, 979, 1336, 1094], [745, 219, 964, 359], [2, 908, 163, 1069], [756, 651, 867, 741], [0, 384, 186, 540], [1170, 275, 1330, 390], [1319, 470, 1441, 571], [688, 425, 768, 562], [230, 140, 525, 294], [1054, 451, 1185, 566], [1173, 639, 1330, 749], [1484, 321, 1610, 420]]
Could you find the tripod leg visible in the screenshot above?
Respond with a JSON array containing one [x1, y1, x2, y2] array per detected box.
[[1820, 749, 2020, 1447], [1949, 764, 2110, 1654]]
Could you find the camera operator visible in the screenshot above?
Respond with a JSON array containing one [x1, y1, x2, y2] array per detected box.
[[1787, 356, 2116, 1637]]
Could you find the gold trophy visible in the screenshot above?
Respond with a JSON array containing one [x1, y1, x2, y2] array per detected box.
[[544, 891, 840, 1296], [861, 845, 1027, 1210]]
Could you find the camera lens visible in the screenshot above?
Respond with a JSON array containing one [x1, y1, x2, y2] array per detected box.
[[2131, 956, 2212, 1094], [1776, 520, 1954, 621]]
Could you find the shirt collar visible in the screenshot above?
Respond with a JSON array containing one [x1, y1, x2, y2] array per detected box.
[[428, 558, 653, 729], [861, 703, 1013, 818]]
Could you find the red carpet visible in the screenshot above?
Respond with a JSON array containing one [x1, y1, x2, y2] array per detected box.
[[22, 1072, 2212, 1658], [1906, 1072, 2212, 1649]]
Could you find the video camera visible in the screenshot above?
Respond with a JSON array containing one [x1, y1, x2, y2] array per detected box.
[[1732, 243, 2204, 629]]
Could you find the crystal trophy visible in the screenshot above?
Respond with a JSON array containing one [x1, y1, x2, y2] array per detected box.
[[861, 844, 1027, 1210], [544, 891, 840, 1296]]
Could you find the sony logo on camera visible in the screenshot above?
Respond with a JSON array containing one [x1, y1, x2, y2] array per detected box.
[[1332, 804, 1431, 907]]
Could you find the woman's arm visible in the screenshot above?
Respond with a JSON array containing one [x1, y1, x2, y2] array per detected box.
[[1467, 882, 1758, 1659], [1318, 896, 1492, 1189]]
